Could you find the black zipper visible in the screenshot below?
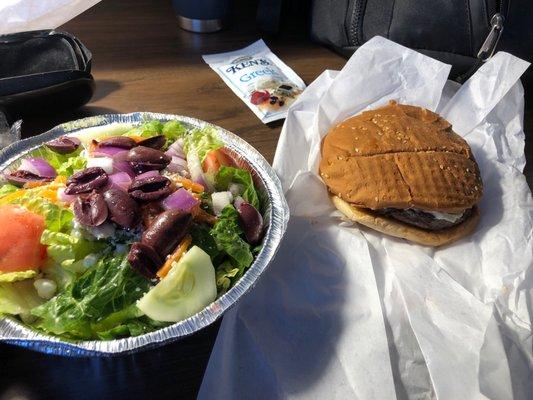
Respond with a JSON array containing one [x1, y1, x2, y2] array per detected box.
[[348, 0, 366, 46]]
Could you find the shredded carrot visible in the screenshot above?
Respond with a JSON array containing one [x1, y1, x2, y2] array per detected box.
[[157, 235, 192, 278], [173, 176, 204, 193], [88, 140, 98, 154], [23, 181, 48, 189], [54, 175, 67, 184], [40, 189, 58, 202], [0, 189, 27, 203]]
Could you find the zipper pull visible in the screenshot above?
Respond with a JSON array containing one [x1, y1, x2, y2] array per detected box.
[[477, 13, 505, 61]]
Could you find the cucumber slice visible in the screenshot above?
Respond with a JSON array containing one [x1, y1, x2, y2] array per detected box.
[[137, 246, 217, 322]]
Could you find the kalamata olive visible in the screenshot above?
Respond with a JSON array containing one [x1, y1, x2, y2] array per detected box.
[[137, 135, 166, 150], [65, 167, 108, 194], [73, 191, 108, 226], [236, 202, 264, 245], [141, 210, 192, 257], [127, 242, 162, 279], [140, 202, 164, 228], [45, 136, 81, 154], [128, 175, 171, 201], [98, 136, 137, 149], [5, 170, 52, 187], [103, 188, 139, 228], [127, 146, 170, 174]]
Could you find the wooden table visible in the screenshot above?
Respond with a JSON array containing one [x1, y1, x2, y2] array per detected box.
[[1, 0, 531, 399]]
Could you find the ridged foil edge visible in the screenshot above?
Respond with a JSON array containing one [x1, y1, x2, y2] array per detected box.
[[0, 113, 289, 356]]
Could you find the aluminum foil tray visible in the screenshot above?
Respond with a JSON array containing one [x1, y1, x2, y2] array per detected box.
[[0, 113, 289, 356]]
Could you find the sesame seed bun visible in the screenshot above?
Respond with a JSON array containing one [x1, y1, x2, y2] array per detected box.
[[319, 101, 483, 213], [320, 101, 483, 245]]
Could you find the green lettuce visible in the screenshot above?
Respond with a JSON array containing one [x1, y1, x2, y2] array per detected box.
[[215, 166, 260, 210], [0, 270, 38, 283], [210, 205, 253, 277], [190, 223, 221, 261], [30, 146, 81, 172], [184, 126, 223, 162], [0, 280, 43, 316], [0, 184, 18, 198], [215, 261, 241, 294], [162, 120, 187, 142], [126, 120, 164, 138], [41, 230, 105, 274], [56, 155, 87, 177], [31, 254, 153, 339]]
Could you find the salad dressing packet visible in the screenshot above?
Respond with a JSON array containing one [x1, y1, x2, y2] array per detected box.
[[202, 39, 306, 123]]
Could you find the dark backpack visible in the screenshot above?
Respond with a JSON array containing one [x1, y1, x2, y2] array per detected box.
[[309, 0, 532, 82]]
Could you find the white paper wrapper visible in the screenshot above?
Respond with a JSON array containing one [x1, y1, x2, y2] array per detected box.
[[0, 0, 101, 35], [199, 37, 532, 400]]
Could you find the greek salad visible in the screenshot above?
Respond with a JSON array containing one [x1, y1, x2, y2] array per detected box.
[[0, 120, 265, 340]]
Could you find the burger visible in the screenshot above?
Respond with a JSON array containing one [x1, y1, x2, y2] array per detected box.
[[319, 101, 483, 246]]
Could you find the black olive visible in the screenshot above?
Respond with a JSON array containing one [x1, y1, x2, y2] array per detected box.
[[236, 202, 264, 245], [141, 210, 192, 258], [278, 100, 285, 107], [73, 191, 108, 227], [137, 135, 166, 150], [98, 136, 137, 149], [65, 167, 108, 194], [103, 188, 139, 228], [128, 175, 171, 202], [127, 242, 162, 279], [45, 136, 81, 154], [5, 170, 52, 187], [126, 146, 170, 174]]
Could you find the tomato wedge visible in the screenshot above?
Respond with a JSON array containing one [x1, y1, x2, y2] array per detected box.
[[0, 205, 47, 272], [202, 148, 237, 173]]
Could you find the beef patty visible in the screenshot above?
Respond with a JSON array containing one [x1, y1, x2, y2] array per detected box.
[[378, 208, 472, 230]]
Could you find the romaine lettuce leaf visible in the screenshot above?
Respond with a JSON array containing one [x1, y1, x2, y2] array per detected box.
[[215, 166, 260, 210], [184, 126, 223, 162], [215, 261, 240, 294], [31, 254, 153, 339], [41, 230, 105, 273], [0, 270, 37, 283], [126, 120, 164, 138], [0, 184, 18, 198], [0, 280, 43, 316], [190, 223, 221, 261], [30, 146, 81, 172], [56, 155, 87, 177], [162, 120, 187, 141], [210, 205, 253, 272]]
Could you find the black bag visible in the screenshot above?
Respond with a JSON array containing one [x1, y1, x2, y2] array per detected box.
[[0, 30, 94, 122], [309, 0, 532, 82]]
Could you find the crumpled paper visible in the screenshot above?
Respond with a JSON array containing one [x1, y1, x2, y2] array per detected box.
[[199, 37, 532, 400], [0, 0, 101, 35]]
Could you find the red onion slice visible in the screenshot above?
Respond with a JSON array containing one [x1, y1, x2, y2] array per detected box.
[[161, 188, 199, 212], [92, 146, 125, 157], [57, 188, 77, 204], [19, 158, 56, 178], [167, 156, 188, 173], [136, 170, 160, 180], [105, 172, 132, 191]]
